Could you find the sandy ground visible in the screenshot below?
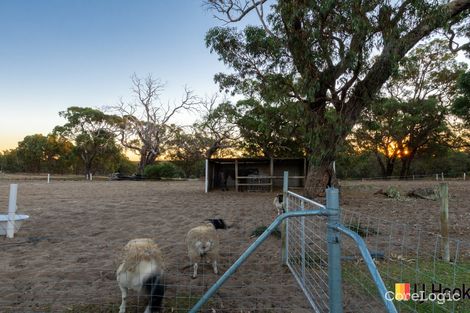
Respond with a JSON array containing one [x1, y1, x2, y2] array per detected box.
[[0, 180, 311, 313], [0, 178, 469, 313]]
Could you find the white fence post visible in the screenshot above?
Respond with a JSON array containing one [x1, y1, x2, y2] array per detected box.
[[7, 184, 18, 238], [464, 172, 466, 181], [47, 173, 50, 184]]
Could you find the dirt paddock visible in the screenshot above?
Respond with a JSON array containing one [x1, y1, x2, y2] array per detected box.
[[0, 179, 469, 312]]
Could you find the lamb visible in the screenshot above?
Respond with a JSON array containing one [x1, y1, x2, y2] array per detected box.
[[273, 194, 284, 215], [186, 219, 227, 278], [116, 238, 165, 313]]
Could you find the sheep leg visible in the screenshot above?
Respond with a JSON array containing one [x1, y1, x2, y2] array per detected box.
[[212, 260, 218, 275], [192, 262, 198, 278], [119, 285, 128, 313]]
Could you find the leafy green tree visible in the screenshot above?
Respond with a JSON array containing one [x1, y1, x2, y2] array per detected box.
[[229, 98, 305, 157], [0, 149, 21, 172], [43, 134, 75, 173], [205, 0, 470, 196], [451, 71, 470, 149], [354, 39, 466, 178], [452, 71, 470, 123], [165, 126, 206, 177], [54, 106, 120, 178], [16, 134, 48, 172], [355, 98, 450, 178]]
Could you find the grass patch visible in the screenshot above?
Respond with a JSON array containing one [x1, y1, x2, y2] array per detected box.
[[343, 258, 470, 312], [345, 219, 380, 237], [251, 225, 282, 239]]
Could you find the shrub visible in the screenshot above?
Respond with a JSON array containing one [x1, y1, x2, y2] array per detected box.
[[144, 162, 185, 179]]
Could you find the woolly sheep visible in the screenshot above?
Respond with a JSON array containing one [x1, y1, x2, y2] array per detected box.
[[116, 238, 165, 313], [185, 219, 226, 278], [273, 194, 284, 215]]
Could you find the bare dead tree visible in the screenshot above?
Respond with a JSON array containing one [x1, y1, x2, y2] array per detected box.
[[111, 74, 201, 174]]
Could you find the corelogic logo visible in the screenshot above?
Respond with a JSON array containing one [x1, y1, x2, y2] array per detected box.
[[394, 283, 411, 301], [385, 283, 470, 305]]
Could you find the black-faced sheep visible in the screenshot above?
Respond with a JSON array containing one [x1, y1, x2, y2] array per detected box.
[[116, 238, 165, 313], [273, 194, 284, 215], [186, 219, 227, 278]]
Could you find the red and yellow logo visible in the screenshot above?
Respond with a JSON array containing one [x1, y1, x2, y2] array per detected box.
[[395, 283, 411, 301]]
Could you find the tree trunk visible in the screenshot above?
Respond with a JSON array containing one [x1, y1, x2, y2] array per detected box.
[[137, 148, 159, 175], [399, 153, 415, 179], [304, 160, 337, 198]]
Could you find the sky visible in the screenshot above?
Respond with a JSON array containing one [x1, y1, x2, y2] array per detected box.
[[0, 0, 238, 151], [0, 1, 468, 153]]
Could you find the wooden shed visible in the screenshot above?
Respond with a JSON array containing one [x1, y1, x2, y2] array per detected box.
[[204, 158, 307, 192]]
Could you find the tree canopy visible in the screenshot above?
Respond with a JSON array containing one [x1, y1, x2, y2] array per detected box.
[[205, 0, 470, 196]]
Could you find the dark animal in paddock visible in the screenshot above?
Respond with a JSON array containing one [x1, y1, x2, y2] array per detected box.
[[205, 218, 228, 229], [219, 168, 259, 191]]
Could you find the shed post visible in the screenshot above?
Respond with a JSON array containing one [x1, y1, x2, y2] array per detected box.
[[235, 160, 239, 192], [303, 158, 307, 187], [205, 159, 209, 193], [270, 158, 274, 192]]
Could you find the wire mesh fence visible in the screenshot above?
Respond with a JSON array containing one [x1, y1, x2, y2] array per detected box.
[[1, 179, 469, 313], [341, 207, 470, 313], [1, 239, 314, 313], [285, 189, 470, 313], [285, 191, 329, 312]]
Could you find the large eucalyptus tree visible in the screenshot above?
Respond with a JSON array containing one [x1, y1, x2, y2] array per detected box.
[[205, 0, 470, 197]]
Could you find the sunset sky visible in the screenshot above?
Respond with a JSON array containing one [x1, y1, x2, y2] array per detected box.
[[0, 0, 248, 151]]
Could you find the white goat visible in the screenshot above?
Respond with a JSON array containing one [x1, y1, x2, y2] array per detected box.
[[273, 194, 284, 215], [186, 219, 226, 278], [116, 238, 165, 313]]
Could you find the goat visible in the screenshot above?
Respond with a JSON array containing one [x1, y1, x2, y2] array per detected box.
[[116, 238, 165, 313], [273, 194, 284, 215], [185, 219, 226, 278]]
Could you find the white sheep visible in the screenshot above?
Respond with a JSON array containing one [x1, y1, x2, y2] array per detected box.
[[116, 238, 165, 313], [273, 194, 284, 215], [185, 219, 226, 278]]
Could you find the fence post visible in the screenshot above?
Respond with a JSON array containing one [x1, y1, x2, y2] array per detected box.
[[441, 172, 444, 181], [281, 171, 289, 265], [301, 199, 306, 284], [439, 183, 450, 262], [326, 187, 343, 313], [436, 174, 438, 181], [7, 184, 18, 239], [464, 172, 466, 181]]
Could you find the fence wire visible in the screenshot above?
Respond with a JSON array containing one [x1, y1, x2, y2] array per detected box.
[[341, 207, 470, 313], [285, 190, 469, 313], [285, 191, 329, 313], [1, 239, 313, 313]]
